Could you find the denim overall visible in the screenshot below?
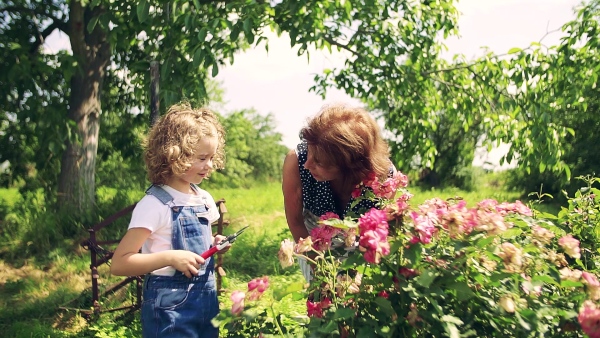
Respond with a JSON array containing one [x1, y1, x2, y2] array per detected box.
[[141, 185, 219, 338]]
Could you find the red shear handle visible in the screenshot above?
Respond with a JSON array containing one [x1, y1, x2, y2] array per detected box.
[[200, 246, 219, 259]]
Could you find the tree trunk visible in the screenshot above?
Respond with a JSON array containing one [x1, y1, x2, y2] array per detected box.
[[57, 1, 110, 214]]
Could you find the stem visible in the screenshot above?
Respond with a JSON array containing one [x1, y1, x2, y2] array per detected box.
[[270, 303, 285, 337], [296, 253, 319, 266]]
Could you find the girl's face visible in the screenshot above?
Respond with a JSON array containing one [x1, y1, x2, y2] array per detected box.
[[304, 144, 341, 182], [168, 135, 219, 193]]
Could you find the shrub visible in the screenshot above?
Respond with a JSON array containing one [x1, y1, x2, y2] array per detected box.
[[219, 173, 600, 337]]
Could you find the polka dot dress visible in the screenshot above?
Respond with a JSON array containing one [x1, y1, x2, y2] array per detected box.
[[296, 141, 377, 218]]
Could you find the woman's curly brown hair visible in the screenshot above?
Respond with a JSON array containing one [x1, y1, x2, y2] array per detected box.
[[300, 103, 391, 187], [143, 102, 226, 185]]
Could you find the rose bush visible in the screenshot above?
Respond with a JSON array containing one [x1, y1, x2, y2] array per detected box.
[[218, 174, 600, 338]]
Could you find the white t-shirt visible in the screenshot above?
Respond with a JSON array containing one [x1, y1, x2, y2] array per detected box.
[[128, 185, 220, 276]]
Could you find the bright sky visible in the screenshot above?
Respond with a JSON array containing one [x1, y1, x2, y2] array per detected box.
[[213, 0, 582, 168]]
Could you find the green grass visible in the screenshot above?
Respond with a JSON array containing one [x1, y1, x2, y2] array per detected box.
[[0, 176, 559, 337]]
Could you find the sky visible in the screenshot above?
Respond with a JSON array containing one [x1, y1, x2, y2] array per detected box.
[[46, 0, 583, 167]]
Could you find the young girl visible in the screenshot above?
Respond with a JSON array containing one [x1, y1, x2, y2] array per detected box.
[[111, 102, 228, 338]]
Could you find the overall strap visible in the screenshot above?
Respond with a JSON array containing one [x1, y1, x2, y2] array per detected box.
[[145, 185, 175, 207]]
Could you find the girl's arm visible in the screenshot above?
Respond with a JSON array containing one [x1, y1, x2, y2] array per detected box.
[[111, 228, 205, 278], [282, 149, 309, 242]]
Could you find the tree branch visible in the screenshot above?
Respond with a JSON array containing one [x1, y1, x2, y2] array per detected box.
[[322, 35, 358, 56]]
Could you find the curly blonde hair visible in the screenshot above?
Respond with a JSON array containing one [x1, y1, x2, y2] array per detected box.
[[144, 102, 226, 185], [300, 103, 391, 187]]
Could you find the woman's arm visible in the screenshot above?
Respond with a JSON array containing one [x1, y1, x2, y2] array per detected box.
[[111, 228, 205, 278], [282, 149, 309, 242]]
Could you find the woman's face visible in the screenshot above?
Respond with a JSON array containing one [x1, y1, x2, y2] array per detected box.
[[304, 144, 341, 182]]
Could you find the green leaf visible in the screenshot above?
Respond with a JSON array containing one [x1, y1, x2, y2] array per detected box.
[[193, 0, 201, 10], [318, 319, 338, 333], [500, 228, 523, 238], [476, 236, 495, 248], [192, 48, 203, 69], [197, 28, 207, 42], [560, 280, 583, 288], [333, 307, 356, 320], [137, 0, 150, 23], [530, 274, 558, 286], [448, 281, 475, 301], [374, 297, 395, 316], [515, 311, 531, 330], [416, 269, 437, 288], [441, 315, 464, 325], [272, 281, 305, 301], [87, 15, 99, 33], [243, 18, 252, 37], [211, 61, 219, 77], [444, 323, 461, 338]]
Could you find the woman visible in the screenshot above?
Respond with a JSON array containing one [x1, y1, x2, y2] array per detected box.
[[282, 103, 394, 280]]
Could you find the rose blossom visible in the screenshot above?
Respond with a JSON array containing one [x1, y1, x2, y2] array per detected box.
[[358, 208, 388, 236], [559, 267, 582, 282], [343, 228, 357, 248], [579, 300, 600, 338], [230, 291, 245, 316], [410, 211, 436, 244], [319, 212, 340, 222], [499, 296, 516, 313], [247, 276, 269, 301], [336, 272, 362, 297], [582, 272, 600, 301], [378, 290, 389, 299], [307, 298, 331, 318], [278, 239, 295, 268], [496, 242, 523, 272], [532, 225, 555, 244], [310, 225, 341, 251], [558, 234, 581, 259], [296, 236, 313, 253], [359, 229, 390, 264]]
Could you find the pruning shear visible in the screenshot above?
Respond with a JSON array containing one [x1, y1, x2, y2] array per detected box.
[[200, 226, 249, 259]]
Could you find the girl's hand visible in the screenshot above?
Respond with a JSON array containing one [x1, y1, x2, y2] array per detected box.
[[214, 234, 231, 254], [170, 250, 205, 278]]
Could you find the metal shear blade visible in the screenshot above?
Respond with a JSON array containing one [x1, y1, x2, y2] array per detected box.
[[225, 225, 249, 244]]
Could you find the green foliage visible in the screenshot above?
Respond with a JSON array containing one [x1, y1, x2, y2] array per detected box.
[[555, 175, 600, 271], [502, 1, 600, 197]]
